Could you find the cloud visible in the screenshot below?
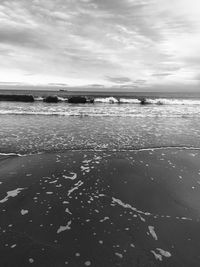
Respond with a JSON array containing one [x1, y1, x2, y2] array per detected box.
[[152, 73, 172, 77], [0, 27, 48, 49], [0, 0, 200, 90], [106, 76, 133, 84]]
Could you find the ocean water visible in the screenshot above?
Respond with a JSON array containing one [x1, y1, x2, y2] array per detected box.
[[1, 96, 200, 154], [1, 94, 200, 266]]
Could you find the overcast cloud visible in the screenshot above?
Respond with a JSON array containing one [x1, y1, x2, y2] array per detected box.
[[0, 0, 200, 90]]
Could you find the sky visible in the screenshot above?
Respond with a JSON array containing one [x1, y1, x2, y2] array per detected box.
[[0, 0, 200, 91]]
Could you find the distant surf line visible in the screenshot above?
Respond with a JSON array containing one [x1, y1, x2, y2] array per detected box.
[[0, 110, 199, 118], [34, 96, 200, 105], [1, 146, 200, 157]]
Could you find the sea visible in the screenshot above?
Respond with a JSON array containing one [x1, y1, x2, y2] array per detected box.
[[1, 90, 200, 155], [1, 90, 200, 266]]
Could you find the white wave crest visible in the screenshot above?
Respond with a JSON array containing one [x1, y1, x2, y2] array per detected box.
[[94, 97, 119, 103], [34, 97, 44, 101], [145, 98, 200, 105], [119, 98, 140, 104], [58, 97, 67, 102]]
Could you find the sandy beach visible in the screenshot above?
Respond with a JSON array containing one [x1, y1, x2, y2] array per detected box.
[[0, 148, 200, 266]]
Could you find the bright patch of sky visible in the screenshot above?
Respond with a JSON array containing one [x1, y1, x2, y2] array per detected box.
[[0, 0, 200, 90]]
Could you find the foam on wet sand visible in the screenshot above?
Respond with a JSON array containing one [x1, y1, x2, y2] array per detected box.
[[0, 188, 26, 203], [57, 221, 72, 234], [148, 226, 158, 241], [0, 149, 200, 266]]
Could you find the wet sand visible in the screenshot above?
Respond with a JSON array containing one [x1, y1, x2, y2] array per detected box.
[[0, 149, 200, 266]]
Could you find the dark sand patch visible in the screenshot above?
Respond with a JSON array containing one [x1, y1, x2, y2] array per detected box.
[[0, 149, 200, 266]]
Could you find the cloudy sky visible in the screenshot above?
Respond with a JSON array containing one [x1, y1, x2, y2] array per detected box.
[[0, 0, 200, 91]]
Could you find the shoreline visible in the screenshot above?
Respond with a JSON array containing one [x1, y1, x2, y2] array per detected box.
[[0, 89, 200, 99], [1, 145, 200, 157], [0, 149, 200, 266]]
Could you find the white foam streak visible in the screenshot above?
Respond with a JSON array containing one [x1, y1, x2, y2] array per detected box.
[[156, 248, 171, 258], [151, 248, 172, 261], [0, 152, 25, 157], [148, 226, 158, 240], [21, 209, 29, 215], [151, 250, 162, 261], [111, 196, 193, 221], [67, 180, 83, 196], [112, 197, 151, 216], [63, 172, 77, 180], [57, 221, 72, 233], [0, 152, 44, 157], [0, 188, 26, 203]]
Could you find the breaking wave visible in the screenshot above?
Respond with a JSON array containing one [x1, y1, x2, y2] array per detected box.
[[96, 97, 200, 105], [30, 96, 200, 105], [143, 98, 200, 105], [1, 97, 200, 117]]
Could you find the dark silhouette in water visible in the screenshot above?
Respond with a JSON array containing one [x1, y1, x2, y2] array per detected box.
[[68, 96, 87, 103], [0, 94, 34, 102], [87, 97, 94, 103], [43, 96, 59, 103], [139, 97, 149, 105]]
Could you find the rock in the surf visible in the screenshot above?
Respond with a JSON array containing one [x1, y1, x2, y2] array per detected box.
[[139, 97, 148, 105], [43, 96, 59, 103], [0, 94, 34, 102], [68, 96, 87, 104], [87, 98, 94, 103]]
